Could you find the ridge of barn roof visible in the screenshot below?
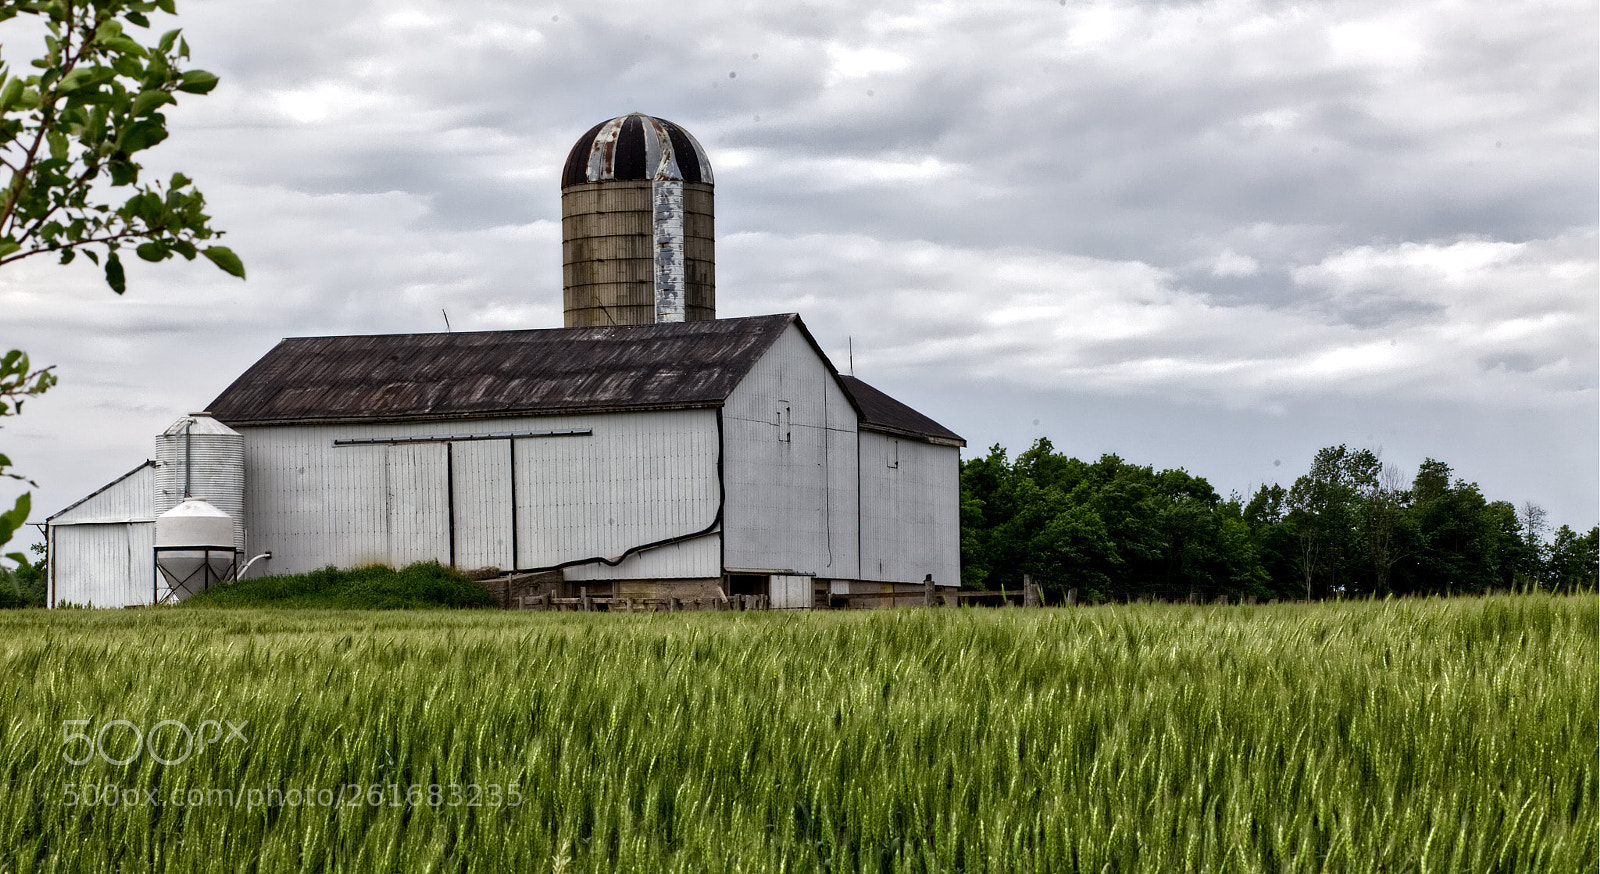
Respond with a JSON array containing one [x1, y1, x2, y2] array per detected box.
[[208, 314, 798, 426], [838, 376, 965, 447]]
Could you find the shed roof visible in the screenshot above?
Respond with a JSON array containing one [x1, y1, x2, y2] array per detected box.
[[208, 314, 796, 426], [839, 376, 966, 447]]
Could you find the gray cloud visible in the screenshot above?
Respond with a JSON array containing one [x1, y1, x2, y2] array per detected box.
[[1, 0, 1594, 531]]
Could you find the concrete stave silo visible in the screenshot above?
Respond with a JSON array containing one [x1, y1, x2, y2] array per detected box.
[[561, 113, 715, 327]]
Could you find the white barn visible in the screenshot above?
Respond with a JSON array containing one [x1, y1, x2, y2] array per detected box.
[[48, 314, 964, 607], [46, 113, 967, 607]]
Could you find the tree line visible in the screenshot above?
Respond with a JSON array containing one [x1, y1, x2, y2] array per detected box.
[[960, 440, 1598, 602]]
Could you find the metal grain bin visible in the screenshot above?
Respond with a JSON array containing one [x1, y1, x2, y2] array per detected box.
[[155, 413, 245, 558]]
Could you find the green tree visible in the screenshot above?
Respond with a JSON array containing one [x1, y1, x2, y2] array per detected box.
[[1403, 460, 1498, 595], [1287, 446, 1366, 599], [1544, 525, 1599, 592], [0, 0, 241, 565], [1241, 483, 1300, 599], [959, 440, 1266, 602]]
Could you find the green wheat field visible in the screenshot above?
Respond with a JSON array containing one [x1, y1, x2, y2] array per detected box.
[[0, 595, 1592, 872]]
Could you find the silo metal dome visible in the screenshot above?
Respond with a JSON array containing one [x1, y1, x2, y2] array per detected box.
[[561, 113, 715, 327], [561, 113, 714, 185]]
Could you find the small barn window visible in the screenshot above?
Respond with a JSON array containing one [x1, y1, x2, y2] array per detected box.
[[775, 404, 791, 443]]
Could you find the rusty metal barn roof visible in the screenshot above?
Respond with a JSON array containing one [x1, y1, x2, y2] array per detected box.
[[839, 376, 965, 447], [208, 314, 795, 426]]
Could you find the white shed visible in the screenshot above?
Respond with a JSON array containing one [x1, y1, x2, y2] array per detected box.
[[46, 461, 156, 608]]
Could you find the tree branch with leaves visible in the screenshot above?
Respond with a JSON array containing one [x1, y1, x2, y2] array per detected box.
[[0, 0, 241, 567]]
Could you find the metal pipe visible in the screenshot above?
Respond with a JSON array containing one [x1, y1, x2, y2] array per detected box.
[[183, 418, 194, 498], [237, 552, 272, 579]]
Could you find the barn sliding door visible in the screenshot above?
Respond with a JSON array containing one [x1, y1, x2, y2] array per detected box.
[[385, 443, 450, 567], [449, 439, 514, 572]]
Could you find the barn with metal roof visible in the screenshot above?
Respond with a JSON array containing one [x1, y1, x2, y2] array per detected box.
[[46, 114, 964, 608]]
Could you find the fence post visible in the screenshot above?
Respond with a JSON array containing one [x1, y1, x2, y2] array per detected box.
[[1066, 587, 1078, 607], [923, 574, 936, 607], [580, 587, 591, 612], [1023, 575, 1041, 608]]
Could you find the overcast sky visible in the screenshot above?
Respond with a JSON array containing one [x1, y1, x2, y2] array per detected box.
[[3, 0, 1596, 543]]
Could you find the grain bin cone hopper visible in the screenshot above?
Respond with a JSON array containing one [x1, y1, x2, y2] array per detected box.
[[154, 497, 238, 604]]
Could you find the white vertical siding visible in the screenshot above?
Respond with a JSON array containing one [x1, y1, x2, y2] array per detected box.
[[50, 462, 154, 525], [512, 409, 717, 571], [722, 323, 860, 577], [563, 531, 720, 581], [50, 523, 155, 608], [450, 439, 513, 571], [769, 574, 814, 609], [238, 409, 719, 578], [242, 435, 387, 575], [858, 432, 961, 587], [384, 443, 450, 566], [48, 462, 157, 607]]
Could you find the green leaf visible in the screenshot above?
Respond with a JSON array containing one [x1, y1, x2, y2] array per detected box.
[[175, 69, 217, 94], [201, 245, 244, 279], [120, 119, 167, 152], [0, 239, 19, 258], [0, 78, 22, 113], [108, 157, 137, 186], [145, 50, 168, 84], [130, 89, 173, 116], [105, 37, 149, 58], [135, 241, 166, 262], [105, 251, 126, 293], [156, 0, 177, 14], [157, 29, 181, 54], [111, 54, 143, 79], [169, 172, 190, 189], [0, 493, 30, 549]]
